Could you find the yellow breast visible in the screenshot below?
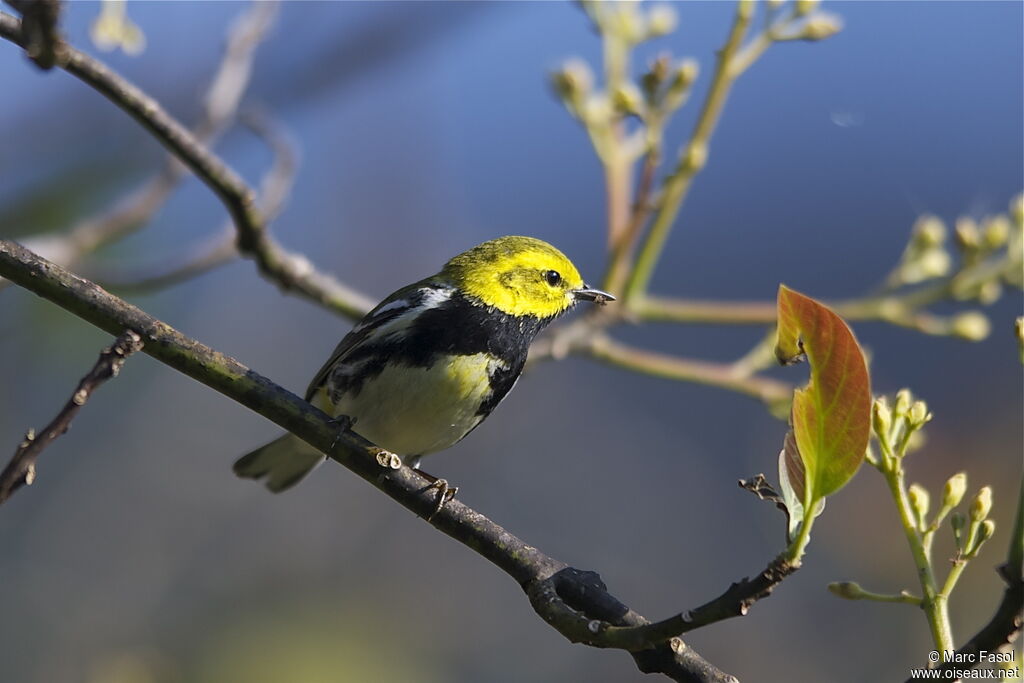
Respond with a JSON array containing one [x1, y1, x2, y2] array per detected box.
[[318, 353, 504, 459]]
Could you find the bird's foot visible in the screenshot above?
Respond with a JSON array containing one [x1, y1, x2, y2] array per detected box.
[[416, 469, 458, 520], [329, 414, 356, 452]]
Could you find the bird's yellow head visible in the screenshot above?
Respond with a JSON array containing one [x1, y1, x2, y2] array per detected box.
[[441, 236, 613, 318]]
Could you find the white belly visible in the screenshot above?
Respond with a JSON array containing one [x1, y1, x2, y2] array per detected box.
[[324, 353, 501, 459]]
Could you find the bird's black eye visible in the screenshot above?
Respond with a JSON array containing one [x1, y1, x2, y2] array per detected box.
[[544, 270, 562, 287]]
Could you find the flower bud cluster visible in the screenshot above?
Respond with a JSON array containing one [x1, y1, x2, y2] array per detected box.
[[872, 390, 932, 461]]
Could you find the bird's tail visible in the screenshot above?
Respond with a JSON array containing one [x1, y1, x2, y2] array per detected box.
[[233, 433, 324, 493]]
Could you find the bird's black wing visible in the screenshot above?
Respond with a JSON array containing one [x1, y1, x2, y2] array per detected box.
[[303, 278, 448, 401]]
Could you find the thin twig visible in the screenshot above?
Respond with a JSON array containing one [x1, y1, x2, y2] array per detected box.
[[634, 296, 779, 325], [631, 232, 1020, 331], [601, 23, 633, 252], [241, 110, 300, 219], [527, 316, 791, 413], [96, 227, 237, 294], [604, 136, 660, 295], [622, 1, 841, 303], [94, 110, 299, 293], [0, 330, 143, 504], [200, 2, 279, 135], [728, 4, 802, 79], [739, 473, 790, 522], [0, 10, 374, 320], [0, 240, 812, 683], [623, 0, 756, 302], [1, 1, 278, 288], [588, 334, 792, 410], [585, 555, 799, 650]]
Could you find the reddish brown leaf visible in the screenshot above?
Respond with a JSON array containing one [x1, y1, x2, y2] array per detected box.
[[776, 285, 872, 502]]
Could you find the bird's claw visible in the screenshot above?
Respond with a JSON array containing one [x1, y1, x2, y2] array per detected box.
[[329, 414, 356, 452], [422, 478, 458, 520]]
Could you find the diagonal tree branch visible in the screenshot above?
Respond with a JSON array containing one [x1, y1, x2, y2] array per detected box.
[[0, 239, 809, 683], [92, 110, 299, 293], [0, 10, 373, 320], [0, 329, 144, 504]]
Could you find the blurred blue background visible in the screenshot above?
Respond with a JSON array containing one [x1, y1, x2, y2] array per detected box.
[[0, 2, 1021, 682]]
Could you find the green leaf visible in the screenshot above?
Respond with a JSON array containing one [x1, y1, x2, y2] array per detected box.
[[776, 285, 872, 506]]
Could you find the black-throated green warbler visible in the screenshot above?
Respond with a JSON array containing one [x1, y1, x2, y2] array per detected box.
[[234, 236, 613, 495]]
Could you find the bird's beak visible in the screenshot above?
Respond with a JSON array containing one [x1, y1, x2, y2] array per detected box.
[[573, 286, 615, 305]]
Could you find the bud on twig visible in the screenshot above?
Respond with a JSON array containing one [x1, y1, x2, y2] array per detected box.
[[920, 249, 953, 279], [612, 83, 644, 116], [950, 311, 991, 341], [664, 59, 699, 111], [872, 397, 892, 440], [828, 581, 866, 600], [641, 54, 671, 101], [943, 473, 967, 509], [896, 216, 953, 284], [954, 217, 980, 252], [646, 5, 678, 38], [970, 486, 992, 522], [908, 483, 930, 529], [552, 59, 593, 114], [982, 216, 1010, 249], [683, 141, 707, 172], [913, 216, 947, 248], [671, 59, 699, 92], [972, 519, 996, 554], [909, 401, 932, 428], [800, 13, 843, 41], [951, 512, 966, 547], [894, 389, 913, 417]]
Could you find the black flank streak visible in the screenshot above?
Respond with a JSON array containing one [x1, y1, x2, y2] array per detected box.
[[330, 292, 556, 416]]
